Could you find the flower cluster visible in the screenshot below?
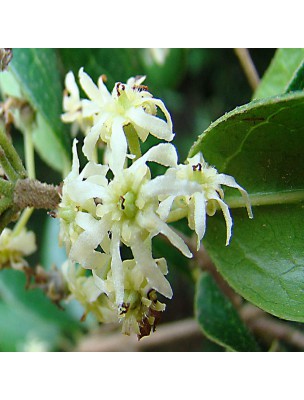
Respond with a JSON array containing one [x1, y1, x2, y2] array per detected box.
[[59, 69, 252, 337]]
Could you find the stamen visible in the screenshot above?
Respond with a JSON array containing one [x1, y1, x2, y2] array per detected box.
[[192, 163, 202, 172]]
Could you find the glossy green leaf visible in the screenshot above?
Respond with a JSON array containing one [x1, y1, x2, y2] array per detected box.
[[0, 48, 71, 173], [195, 273, 259, 351], [254, 48, 304, 99], [189, 91, 304, 321]]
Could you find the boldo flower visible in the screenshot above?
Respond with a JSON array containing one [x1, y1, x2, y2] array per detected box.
[[93, 257, 168, 338], [62, 68, 174, 170], [61, 260, 117, 324], [0, 227, 36, 270], [61, 71, 96, 137], [146, 152, 253, 249], [58, 139, 192, 308], [62, 257, 168, 338]]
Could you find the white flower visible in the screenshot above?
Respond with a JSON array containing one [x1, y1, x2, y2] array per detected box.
[[93, 257, 167, 337], [62, 258, 167, 337], [58, 139, 109, 262], [62, 260, 117, 323], [59, 140, 192, 307], [76, 68, 174, 169], [0, 227, 36, 270], [61, 71, 96, 136], [146, 152, 253, 249]]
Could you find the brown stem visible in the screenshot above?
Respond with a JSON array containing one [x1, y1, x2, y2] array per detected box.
[[234, 48, 260, 91], [14, 178, 60, 210], [240, 304, 304, 350], [75, 319, 203, 352]]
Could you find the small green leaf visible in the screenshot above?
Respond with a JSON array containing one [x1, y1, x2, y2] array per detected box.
[[253, 48, 304, 99], [195, 273, 259, 351], [0, 48, 71, 173], [189, 91, 304, 322]]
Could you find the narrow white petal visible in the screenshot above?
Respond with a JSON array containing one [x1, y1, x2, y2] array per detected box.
[[92, 269, 108, 294], [65, 139, 79, 181], [97, 75, 112, 100], [140, 212, 192, 258], [81, 99, 101, 117], [109, 118, 127, 175], [83, 114, 108, 160], [216, 174, 253, 219], [146, 98, 173, 132], [210, 196, 233, 246], [131, 143, 178, 175], [65, 71, 80, 99], [67, 180, 108, 203], [157, 195, 175, 220], [110, 224, 124, 305], [131, 240, 173, 299], [79, 68, 107, 106], [126, 107, 174, 141], [69, 213, 111, 268], [75, 212, 110, 235], [141, 175, 201, 199], [80, 161, 108, 181], [193, 192, 206, 250]]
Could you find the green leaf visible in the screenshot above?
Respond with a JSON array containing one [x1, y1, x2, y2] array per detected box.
[[286, 62, 304, 92], [0, 48, 71, 173], [189, 91, 304, 322], [254, 48, 304, 99], [0, 269, 82, 351], [195, 273, 259, 351]]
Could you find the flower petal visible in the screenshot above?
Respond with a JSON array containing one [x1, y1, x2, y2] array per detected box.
[[126, 107, 174, 141], [131, 143, 178, 179], [65, 139, 79, 181], [131, 239, 173, 299], [83, 114, 108, 160], [79, 67, 107, 106], [210, 196, 233, 246], [157, 195, 175, 220], [216, 173, 253, 219], [110, 223, 124, 306], [141, 175, 201, 199], [139, 211, 192, 258], [192, 192, 206, 250], [108, 118, 128, 175]]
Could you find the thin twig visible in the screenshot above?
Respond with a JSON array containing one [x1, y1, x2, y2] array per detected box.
[[234, 48, 260, 91], [74, 303, 304, 352], [75, 319, 203, 352], [240, 304, 304, 350]]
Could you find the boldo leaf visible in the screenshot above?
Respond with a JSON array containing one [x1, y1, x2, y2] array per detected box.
[[253, 48, 304, 99], [189, 91, 304, 322], [195, 273, 259, 351], [0, 48, 71, 173]]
